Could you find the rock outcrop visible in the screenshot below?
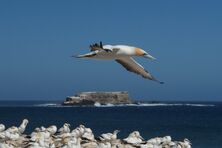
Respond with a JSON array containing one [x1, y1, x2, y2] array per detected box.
[[63, 91, 132, 106]]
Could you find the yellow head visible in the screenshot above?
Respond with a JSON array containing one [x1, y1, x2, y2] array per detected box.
[[135, 47, 156, 60]]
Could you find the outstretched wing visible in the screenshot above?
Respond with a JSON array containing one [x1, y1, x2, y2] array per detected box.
[[74, 51, 98, 58], [116, 57, 163, 83]]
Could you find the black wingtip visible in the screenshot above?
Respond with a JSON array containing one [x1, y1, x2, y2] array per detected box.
[[153, 78, 164, 84]]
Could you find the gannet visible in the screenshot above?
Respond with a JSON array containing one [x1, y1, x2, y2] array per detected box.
[[162, 136, 172, 144], [77, 125, 85, 135], [71, 124, 85, 138], [82, 129, 95, 141], [178, 138, 191, 148], [0, 124, 5, 132], [123, 131, 144, 145], [46, 125, 57, 135], [99, 130, 120, 141], [58, 123, 71, 134], [74, 42, 163, 83], [18, 119, 29, 134]]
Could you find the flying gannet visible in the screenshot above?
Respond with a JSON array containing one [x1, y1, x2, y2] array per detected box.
[[74, 42, 163, 83]]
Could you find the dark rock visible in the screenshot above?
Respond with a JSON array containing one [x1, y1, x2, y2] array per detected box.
[[63, 91, 132, 106]]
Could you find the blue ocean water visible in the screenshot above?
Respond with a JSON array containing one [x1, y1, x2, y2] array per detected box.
[[0, 101, 221, 148]]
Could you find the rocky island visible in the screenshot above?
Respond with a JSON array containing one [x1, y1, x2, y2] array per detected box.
[[63, 91, 132, 106]]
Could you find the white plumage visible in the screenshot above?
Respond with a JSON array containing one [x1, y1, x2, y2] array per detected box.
[[0, 124, 5, 132], [58, 123, 71, 134], [99, 130, 119, 141], [123, 131, 144, 145], [75, 42, 163, 83]]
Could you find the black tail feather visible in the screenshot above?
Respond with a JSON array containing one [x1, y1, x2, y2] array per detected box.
[[99, 41, 103, 48]]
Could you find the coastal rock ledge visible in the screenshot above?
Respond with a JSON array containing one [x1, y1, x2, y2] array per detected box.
[[63, 91, 132, 106]]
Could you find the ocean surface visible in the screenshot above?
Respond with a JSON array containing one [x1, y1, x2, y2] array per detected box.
[[0, 101, 222, 148]]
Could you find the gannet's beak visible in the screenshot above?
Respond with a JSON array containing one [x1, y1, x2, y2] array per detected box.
[[143, 53, 156, 60], [139, 135, 144, 140]]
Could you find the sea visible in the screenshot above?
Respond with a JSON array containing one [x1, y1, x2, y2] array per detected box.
[[0, 101, 222, 148]]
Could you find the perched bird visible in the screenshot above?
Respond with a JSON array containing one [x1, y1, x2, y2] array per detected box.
[[162, 136, 172, 144], [58, 123, 71, 134], [178, 138, 191, 148], [123, 131, 144, 145], [77, 125, 85, 135], [18, 119, 29, 134], [71, 124, 86, 138], [46, 125, 57, 135], [74, 42, 163, 83], [82, 128, 95, 141], [0, 124, 5, 132], [99, 130, 120, 141]]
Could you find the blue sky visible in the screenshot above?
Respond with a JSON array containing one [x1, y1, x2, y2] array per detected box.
[[0, 1, 222, 101]]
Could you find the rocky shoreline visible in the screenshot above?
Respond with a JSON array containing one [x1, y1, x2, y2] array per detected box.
[[0, 119, 191, 148]]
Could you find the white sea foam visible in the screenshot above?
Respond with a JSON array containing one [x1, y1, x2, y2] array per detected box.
[[184, 103, 215, 107], [94, 102, 101, 107], [34, 102, 215, 107], [94, 103, 215, 107], [34, 103, 60, 107]]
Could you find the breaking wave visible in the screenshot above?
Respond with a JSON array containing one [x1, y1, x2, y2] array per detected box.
[[93, 103, 215, 107], [33, 102, 215, 107]]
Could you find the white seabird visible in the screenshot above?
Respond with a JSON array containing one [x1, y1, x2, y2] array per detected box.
[[58, 123, 71, 134], [123, 131, 144, 145], [82, 128, 95, 141], [74, 42, 163, 83], [0, 124, 5, 132], [18, 119, 29, 134], [178, 138, 191, 148], [99, 130, 120, 141], [46, 125, 57, 135]]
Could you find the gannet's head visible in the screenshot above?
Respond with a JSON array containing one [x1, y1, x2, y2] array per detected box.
[[64, 123, 71, 127], [22, 119, 29, 126], [114, 130, 120, 134], [184, 138, 191, 145], [134, 47, 156, 60], [47, 125, 57, 134], [133, 131, 144, 140], [79, 124, 85, 128], [0, 124, 5, 131], [163, 136, 172, 142]]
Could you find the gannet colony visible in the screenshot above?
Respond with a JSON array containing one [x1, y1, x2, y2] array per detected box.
[[0, 119, 191, 148]]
